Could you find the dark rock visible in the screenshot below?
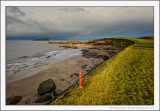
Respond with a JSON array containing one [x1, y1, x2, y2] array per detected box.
[[74, 47, 78, 49], [70, 74, 74, 78], [47, 56, 50, 58], [6, 96, 22, 105], [37, 79, 56, 95], [45, 99, 54, 105], [21, 56, 28, 58], [104, 47, 115, 50], [53, 90, 63, 96], [81, 64, 87, 69], [73, 73, 78, 76], [95, 63, 99, 66], [82, 50, 98, 58], [81, 49, 89, 52], [103, 55, 109, 60], [25, 101, 28, 104], [35, 93, 52, 103], [86, 69, 90, 72], [60, 78, 65, 81], [109, 51, 117, 57], [96, 55, 104, 58]]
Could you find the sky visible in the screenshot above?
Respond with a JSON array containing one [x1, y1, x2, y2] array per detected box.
[[6, 6, 154, 40]]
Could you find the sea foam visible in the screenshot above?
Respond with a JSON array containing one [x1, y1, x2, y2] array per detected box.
[[7, 48, 82, 75]]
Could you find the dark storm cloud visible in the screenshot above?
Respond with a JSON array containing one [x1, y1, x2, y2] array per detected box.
[[6, 7, 154, 40], [7, 7, 26, 16], [6, 15, 25, 24]]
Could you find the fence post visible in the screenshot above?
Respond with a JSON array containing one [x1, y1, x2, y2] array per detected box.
[[79, 70, 82, 88]]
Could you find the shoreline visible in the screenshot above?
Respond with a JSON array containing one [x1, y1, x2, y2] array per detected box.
[[6, 44, 121, 105], [6, 48, 82, 83]]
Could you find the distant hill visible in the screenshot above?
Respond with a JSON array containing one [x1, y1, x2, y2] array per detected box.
[[34, 38, 50, 41]]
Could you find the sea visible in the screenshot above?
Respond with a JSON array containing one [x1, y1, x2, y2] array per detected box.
[[6, 40, 83, 83]]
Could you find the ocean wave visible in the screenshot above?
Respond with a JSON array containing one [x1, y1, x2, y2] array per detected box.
[[7, 49, 82, 74]]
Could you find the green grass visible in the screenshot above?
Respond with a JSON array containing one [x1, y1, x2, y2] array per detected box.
[[51, 37, 154, 105]]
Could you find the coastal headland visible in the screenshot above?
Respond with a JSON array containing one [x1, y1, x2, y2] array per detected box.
[[6, 37, 153, 105]]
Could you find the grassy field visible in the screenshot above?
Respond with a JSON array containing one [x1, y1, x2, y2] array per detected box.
[[51, 37, 154, 105]]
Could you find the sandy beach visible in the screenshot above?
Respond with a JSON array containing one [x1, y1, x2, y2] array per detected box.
[[6, 45, 120, 105]]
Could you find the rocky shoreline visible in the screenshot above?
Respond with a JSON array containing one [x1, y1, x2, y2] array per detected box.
[[6, 41, 125, 105]]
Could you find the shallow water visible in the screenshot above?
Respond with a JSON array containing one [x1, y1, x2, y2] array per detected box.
[[7, 40, 70, 61], [6, 40, 82, 82]]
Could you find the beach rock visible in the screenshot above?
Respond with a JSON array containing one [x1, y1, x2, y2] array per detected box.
[[86, 69, 90, 72], [96, 55, 104, 59], [47, 56, 50, 58], [35, 93, 52, 103], [103, 55, 109, 60], [81, 64, 87, 69], [109, 51, 116, 57], [60, 78, 65, 81], [81, 49, 89, 52], [21, 56, 28, 58], [6, 96, 22, 105], [53, 90, 63, 96], [70, 74, 74, 78], [104, 47, 115, 50], [37, 79, 56, 95], [73, 73, 78, 76], [45, 99, 54, 105], [59, 45, 75, 48], [82, 50, 97, 58]]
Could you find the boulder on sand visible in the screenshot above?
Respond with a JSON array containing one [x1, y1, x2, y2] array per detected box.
[[96, 55, 104, 59], [35, 93, 52, 103], [6, 96, 22, 105], [37, 79, 56, 95], [103, 55, 109, 60], [53, 90, 63, 96]]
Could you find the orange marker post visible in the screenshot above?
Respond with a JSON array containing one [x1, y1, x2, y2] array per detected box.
[[125, 46, 126, 49], [135, 41, 136, 45], [79, 70, 82, 88]]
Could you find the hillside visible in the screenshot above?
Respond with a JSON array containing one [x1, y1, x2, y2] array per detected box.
[[51, 37, 154, 105]]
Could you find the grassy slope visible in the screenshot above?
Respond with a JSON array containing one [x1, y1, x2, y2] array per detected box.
[[51, 38, 154, 105]]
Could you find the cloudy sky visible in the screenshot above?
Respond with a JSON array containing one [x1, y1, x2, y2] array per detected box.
[[6, 6, 154, 40]]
